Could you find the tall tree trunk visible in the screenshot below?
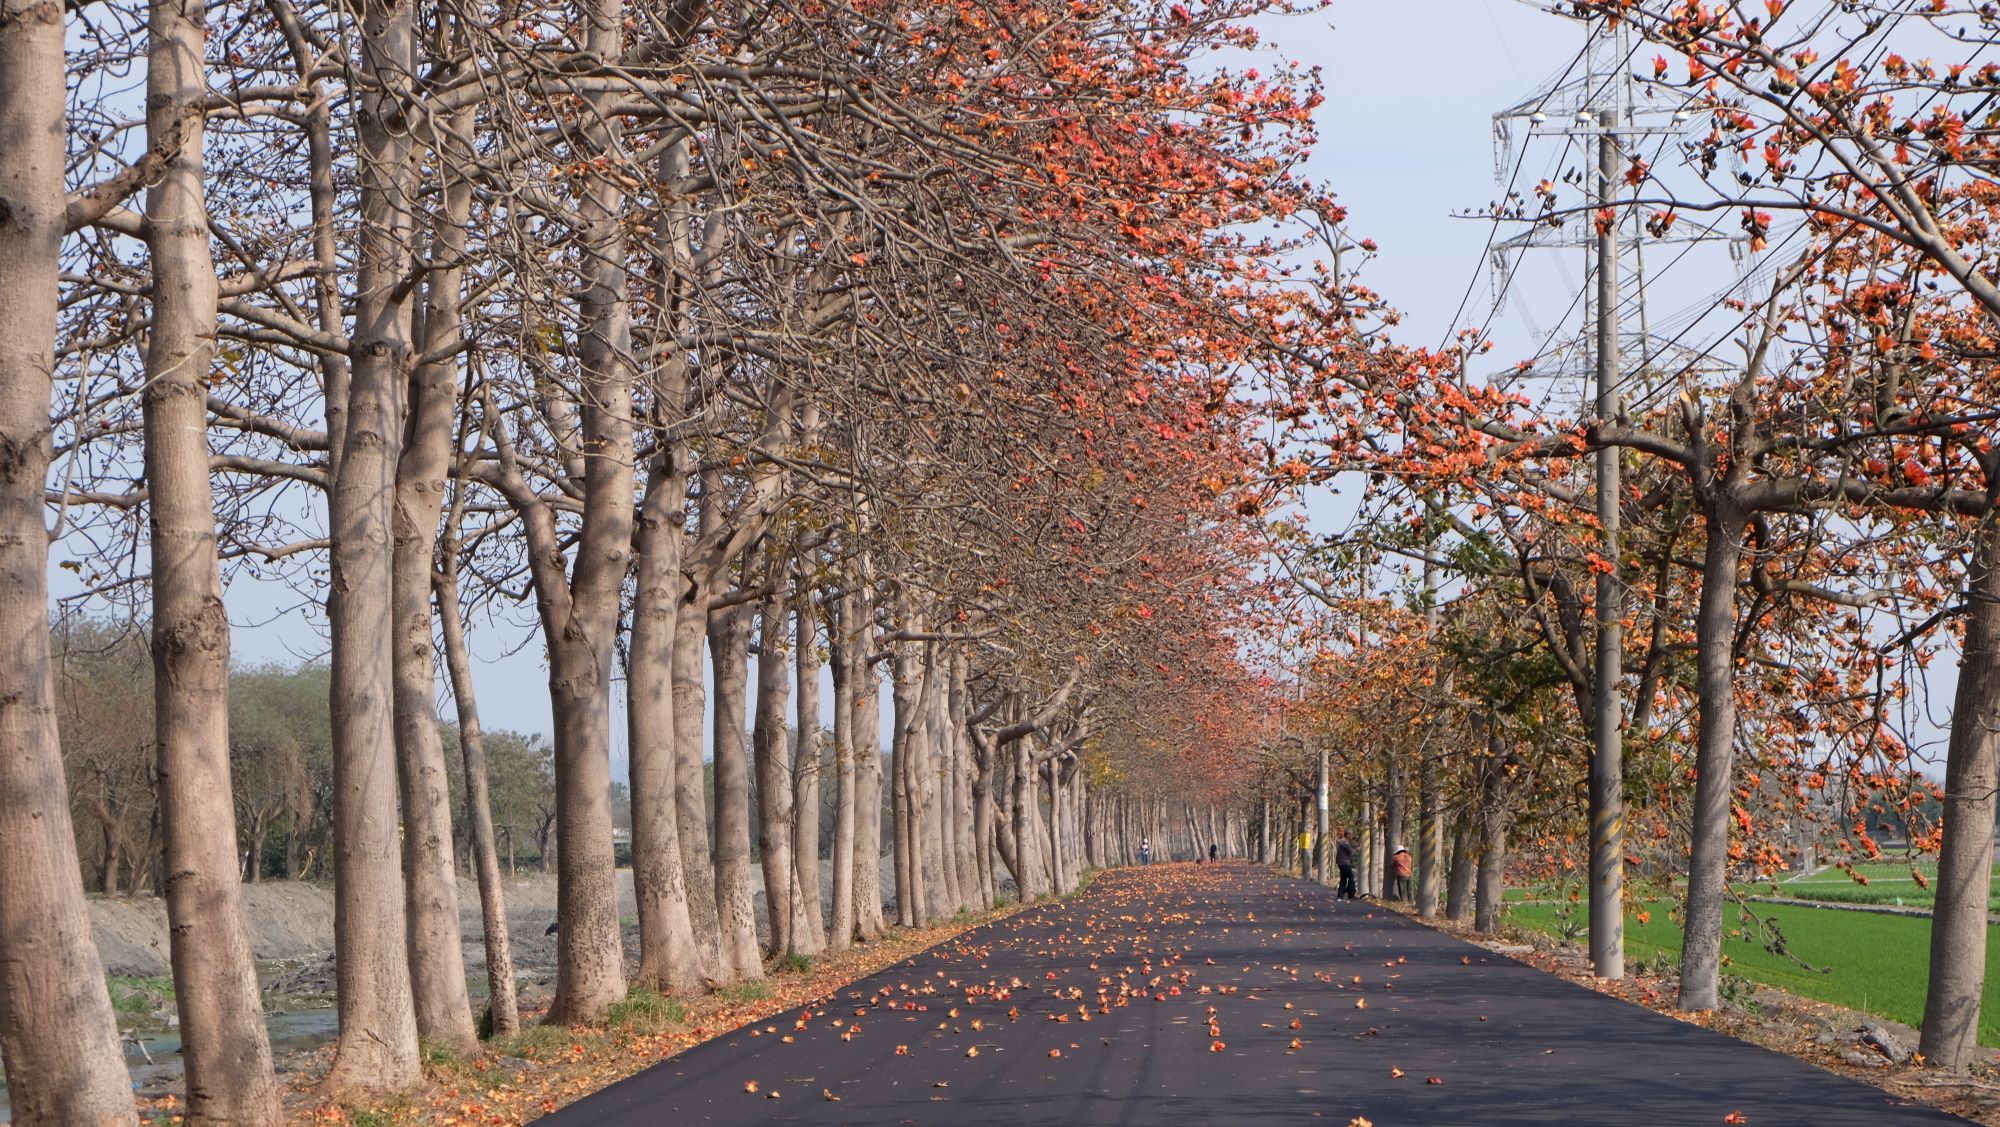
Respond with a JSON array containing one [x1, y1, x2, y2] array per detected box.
[[949, 656, 981, 907], [1921, 509, 2000, 1071], [326, 0, 421, 1089], [1259, 797, 1270, 864], [852, 625, 886, 940], [244, 817, 266, 884], [891, 698, 915, 927], [1677, 503, 1749, 1012], [1384, 756, 1406, 859], [920, 648, 951, 917], [711, 596, 763, 980], [1417, 752, 1441, 917], [1474, 740, 1512, 934], [671, 581, 724, 972], [544, 627, 627, 1025], [633, 128, 709, 993], [1363, 798, 1381, 896], [828, 593, 859, 948], [391, 110, 476, 1055], [142, 0, 284, 1109], [792, 590, 826, 954], [628, 455, 703, 993], [971, 736, 996, 904], [436, 553, 519, 1036], [928, 658, 959, 912], [753, 582, 796, 959], [1445, 817, 1476, 922], [1013, 744, 1043, 900], [992, 738, 1021, 889], [1050, 763, 1069, 893], [542, 36, 639, 1015], [890, 639, 924, 926]]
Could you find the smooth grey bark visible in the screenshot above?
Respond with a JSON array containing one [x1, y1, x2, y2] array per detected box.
[[0, 8, 145, 1120], [793, 589, 826, 953], [1676, 502, 1749, 1012], [1011, 742, 1044, 900], [391, 103, 476, 1056], [890, 654, 918, 927], [890, 631, 932, 926], [628, 444, 704, 993], [828, 592, 861, 947], [1921, 510, 2000, 1071], [435, 543, 519, 1036], [1259, 798, 1271, 864], [670, 576, 722, 971], [970, 723, 997, 904], [541, 0, 637, 1027], [143, 0, 283, 1111], [993, 735, 1021, 891], [1445, 816, 1476, 922], [851, 604, 885, 939], [631, 131, 712, 993], [711, 595, 763, 979], [1365, 800, 1383, 896], [949, 654, 981, 908], [1384, 756, 1406, 860], [483, 405, 630, 1027], [927, 653, 958, 913], [753, 581, 796, 959], [1416, 752, 1441, 917], [1045, 763, 1064, 893], [920, 647, 951, 917], [326, 0, 422, 1089], [1473, 716, 1512, 935]]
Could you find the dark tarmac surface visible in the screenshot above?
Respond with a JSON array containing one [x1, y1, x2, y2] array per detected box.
[[540, 863, 1967, 1126]]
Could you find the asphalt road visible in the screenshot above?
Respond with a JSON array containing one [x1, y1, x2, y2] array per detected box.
[[540, 863, 1967, 1126]]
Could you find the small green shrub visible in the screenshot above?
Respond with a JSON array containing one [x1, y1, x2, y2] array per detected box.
[[1717, 973, 1761, 1014], [722, 980, 771, 1004], [773, 953, 814, 975], [1631, 952, 1677, 978], [608, 987, 687, 1034]]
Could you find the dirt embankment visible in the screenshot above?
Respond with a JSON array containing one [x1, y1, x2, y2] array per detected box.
[[91, 882, 339, 977], [87, 872, 622, 982], [91, 854, 957, 996]]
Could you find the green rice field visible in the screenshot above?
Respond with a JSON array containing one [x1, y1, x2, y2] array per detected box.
[[1759, 860, 2000, 912], [1505, 896, 2000, 1045]]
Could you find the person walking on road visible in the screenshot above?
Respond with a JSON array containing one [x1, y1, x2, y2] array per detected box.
[[1389, 846, 1412, 901], [1334, 830, 1357, 900], [1139, 838, 1152, 865], [1208, 843, 1218, 863]]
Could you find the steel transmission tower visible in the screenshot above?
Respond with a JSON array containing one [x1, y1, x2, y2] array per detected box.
[[1487, 18, 1747, 401]]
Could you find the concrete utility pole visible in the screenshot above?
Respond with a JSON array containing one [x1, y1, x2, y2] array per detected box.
[[1417, 545, 1443, 919], [1588, 109, 1626, 980], [1483, 14, 1743, 978]]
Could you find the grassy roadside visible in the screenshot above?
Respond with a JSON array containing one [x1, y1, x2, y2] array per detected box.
[[276, 886, 1078, 1126], [1502, 896, 2000, 1047], [1401, 899, 2000, 1126]]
